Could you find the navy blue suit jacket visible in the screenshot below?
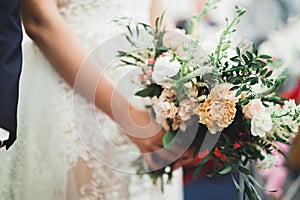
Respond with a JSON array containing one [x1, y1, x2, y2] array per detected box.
[[0, 0, 22, 149]]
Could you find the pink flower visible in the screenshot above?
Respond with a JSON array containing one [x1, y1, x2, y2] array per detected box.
[[138, 73, 143, 82], [162, 52, 168, 57], [146, 69, 152, 77], [148, 57, 155, 65]]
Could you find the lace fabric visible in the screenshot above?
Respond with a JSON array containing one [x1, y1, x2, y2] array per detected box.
[[0, 0, 182, 199]]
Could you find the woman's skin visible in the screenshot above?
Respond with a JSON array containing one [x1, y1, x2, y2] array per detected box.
[[20, 0, 193, 170]]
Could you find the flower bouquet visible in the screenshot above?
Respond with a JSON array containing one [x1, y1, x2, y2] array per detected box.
[[117, 5, 300, 200]]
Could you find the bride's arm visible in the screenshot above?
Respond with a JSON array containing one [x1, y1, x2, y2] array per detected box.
[[21, 0, 145, 126], [21, 0, 193, 169]]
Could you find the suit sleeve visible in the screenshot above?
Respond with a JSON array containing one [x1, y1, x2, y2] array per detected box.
[[0, 0, 22, 148]]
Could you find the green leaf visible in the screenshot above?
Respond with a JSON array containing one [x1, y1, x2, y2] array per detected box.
[[231, 77, 242, 84], [126, 25, 133, 37], [196, 153, 211, 167], [258, 54, 272, 59], [218, 166, 232, 175], [224, 66, 244, 72], [230, 85, 240, 91], [222, 43, 231, 51], [231, 173, 241, 192], [125, 34, 136, 47], [242, 54, 248, 63], [159, 11, 166, 27], [255, 60, 267, 67], [246, 51, 253, 60], [241, 85, 248, 91], [230, 58, 240, 63], [248, 175, 264, 190], [235, 89, 242, 97], [163, 130, 176, 150], [260, 68, 268, 76], [242, 157, 248, 166], [192, 165, 204, 178], [155, 17, 159, 29], [135, 84, 163, 97], [250, 78, 258, 85], [265, 70, 272, 78], [246, 77, 258, 85], [238, 166, 250, 175], [136, 24, 140, 37], [236, 47, 241, 56], [252, 43, 258, 56], [274, 76, 286, 89]]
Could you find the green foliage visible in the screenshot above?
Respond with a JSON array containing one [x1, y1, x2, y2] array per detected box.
[[135, 84, 163, 98], [188, 0, 221, 35], [162, 130, 176, 150]]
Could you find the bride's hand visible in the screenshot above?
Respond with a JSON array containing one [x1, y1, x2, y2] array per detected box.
[[123, 107, 195, 170]]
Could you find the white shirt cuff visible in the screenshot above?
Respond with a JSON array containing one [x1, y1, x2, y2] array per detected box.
[[0, 128, 9, 141]]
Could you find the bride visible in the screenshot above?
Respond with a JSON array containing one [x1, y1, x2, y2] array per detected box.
[[0, 0, 190, 199]]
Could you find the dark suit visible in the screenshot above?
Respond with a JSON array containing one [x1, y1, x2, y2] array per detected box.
[[0, 0, 22, 149]]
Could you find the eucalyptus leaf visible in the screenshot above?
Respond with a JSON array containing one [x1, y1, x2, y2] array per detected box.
[[218, 166, 232, 175], [238, 166, 250, 175]]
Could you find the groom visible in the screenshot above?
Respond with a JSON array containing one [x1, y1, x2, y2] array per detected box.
[[0, 0, 22, 149]]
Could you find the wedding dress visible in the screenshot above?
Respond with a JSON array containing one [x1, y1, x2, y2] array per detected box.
[[0, 0, 182, 199]]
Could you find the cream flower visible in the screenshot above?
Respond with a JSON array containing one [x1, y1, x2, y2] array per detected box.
[[152, 97, 178, 125], [243, 99, 266, 119], [251, 112, 272, 137], [152, 56, 181, 85], [198, 97, 236, 134], [163, 30, 190, 56], [209, 83, 238, 102], [184, 82, 198, 99], [178, 99, 196, 121]]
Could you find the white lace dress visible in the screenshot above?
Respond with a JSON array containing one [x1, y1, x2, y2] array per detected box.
[[0, 0, 182, 199]]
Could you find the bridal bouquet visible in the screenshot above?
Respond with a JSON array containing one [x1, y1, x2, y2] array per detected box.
[[117, 5, 300, 200]]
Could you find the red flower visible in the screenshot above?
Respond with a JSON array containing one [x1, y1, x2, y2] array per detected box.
[[214, 148, 227, 162], [234, 143, 241, 150]]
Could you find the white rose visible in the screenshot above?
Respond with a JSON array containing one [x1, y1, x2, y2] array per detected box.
[[243, 99, 266, 119], [251, 112, 272, 137], [152, 56, 181, 85]]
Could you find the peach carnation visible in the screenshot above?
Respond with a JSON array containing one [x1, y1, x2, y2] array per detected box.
[[198, 97, 236, 134]]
